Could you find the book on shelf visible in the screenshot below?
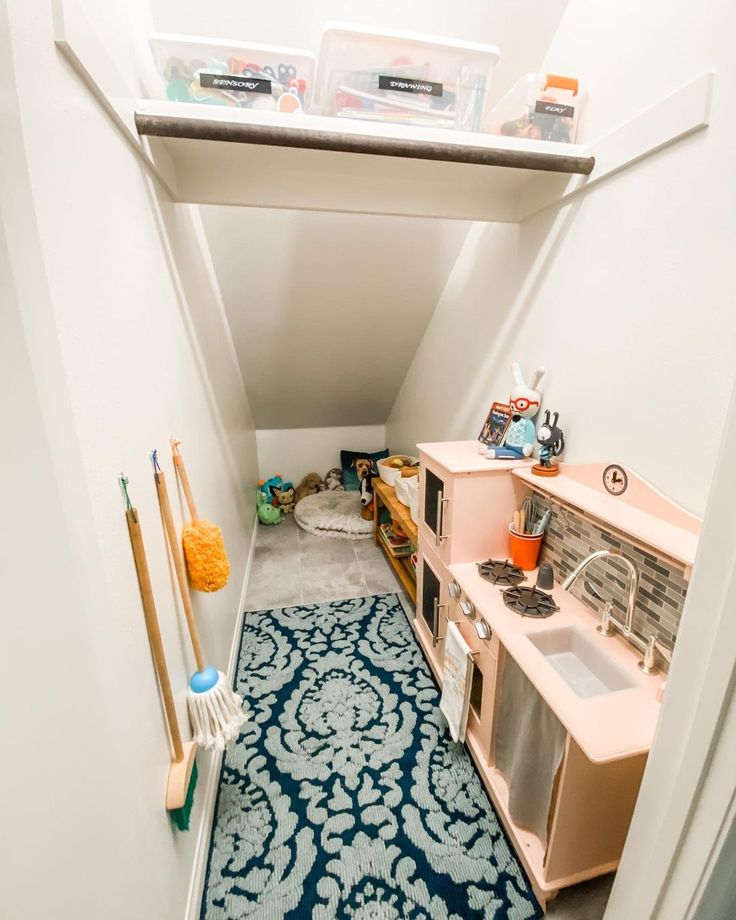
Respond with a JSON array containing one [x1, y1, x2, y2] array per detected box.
[[378, 522, 413, 557]]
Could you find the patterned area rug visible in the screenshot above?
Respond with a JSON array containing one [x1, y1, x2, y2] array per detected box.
[[200, 593, 542, 919]]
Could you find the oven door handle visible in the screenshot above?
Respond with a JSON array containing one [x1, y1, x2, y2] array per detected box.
[[435, 495, 451, 545], [432, 601, 449, 647]]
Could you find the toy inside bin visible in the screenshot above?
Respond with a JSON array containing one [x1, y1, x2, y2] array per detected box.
[[487, 73, 583, 144], [316, 22, 500, 132], [149, 33, 316, 114]]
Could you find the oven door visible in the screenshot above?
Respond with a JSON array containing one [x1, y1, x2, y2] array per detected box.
[[451, 606, 500, 763]]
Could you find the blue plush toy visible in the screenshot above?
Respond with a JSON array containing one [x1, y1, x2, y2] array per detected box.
[[483, 362, 546, 460], [258, 474, 284, 505]]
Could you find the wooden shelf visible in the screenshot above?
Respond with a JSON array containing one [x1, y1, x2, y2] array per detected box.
[[373, 478, 418, 545], [379, 545, 417, 604], [372, 478, 417, 603], [134, 102, 594, 222], [135, 106, 594, 173]]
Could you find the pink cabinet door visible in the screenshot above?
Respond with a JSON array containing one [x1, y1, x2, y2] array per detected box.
[[416, 550, 449, 679], [419, 461, 454, 564]]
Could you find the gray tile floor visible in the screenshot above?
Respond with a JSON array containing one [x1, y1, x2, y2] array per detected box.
[[243, 514, 614, 918], [245, 513, 404, 610]]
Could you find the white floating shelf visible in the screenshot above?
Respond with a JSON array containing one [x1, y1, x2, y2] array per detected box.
[[54, 0, 712, 224], [134, 102, 593, 221], [512, 466, 701, 570]]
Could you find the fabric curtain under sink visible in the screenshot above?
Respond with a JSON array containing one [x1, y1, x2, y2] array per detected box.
[[494, 655, 567, 847]]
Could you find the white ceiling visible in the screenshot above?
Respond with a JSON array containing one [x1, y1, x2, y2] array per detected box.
[[202, 207, 468, 428]]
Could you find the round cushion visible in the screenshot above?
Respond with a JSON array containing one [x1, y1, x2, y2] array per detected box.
[[294, 490, 373, 540]]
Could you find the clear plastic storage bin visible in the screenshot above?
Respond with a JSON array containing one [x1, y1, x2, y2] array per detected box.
[[316, 23, 500, 132], [487, 73, 583, 144], [149, 34, 316, 114]]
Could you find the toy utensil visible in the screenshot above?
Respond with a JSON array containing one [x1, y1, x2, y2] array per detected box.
[[152, 453, 245, 752], [120, 475, 198, 830], [171, 437, 229, 592]]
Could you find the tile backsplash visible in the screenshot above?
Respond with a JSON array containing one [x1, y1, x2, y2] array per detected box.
[[540, 503, 688, 664]]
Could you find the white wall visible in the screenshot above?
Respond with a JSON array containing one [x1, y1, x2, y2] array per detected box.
[[387, 0, 736, 517], [203, 206, 467, 429], [1, 1, 258, 918], [256, 424, 387, 485]]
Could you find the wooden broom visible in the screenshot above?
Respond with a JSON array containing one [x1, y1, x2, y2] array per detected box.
[[120, 475, 197, 830]]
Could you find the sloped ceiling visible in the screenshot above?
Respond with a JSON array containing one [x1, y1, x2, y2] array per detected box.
[[202, 207, 468, 428]]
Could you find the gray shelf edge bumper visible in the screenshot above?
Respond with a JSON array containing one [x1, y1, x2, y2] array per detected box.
[[135, 113, 596, 176]]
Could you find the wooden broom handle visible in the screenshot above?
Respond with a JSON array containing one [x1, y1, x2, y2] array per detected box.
[[154, 470, 206, 673], [172, 450, 199, 522], [126, 507, 184, 763]]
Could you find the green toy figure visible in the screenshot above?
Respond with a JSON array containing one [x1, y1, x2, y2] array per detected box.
[[257, 490, 282, 525]]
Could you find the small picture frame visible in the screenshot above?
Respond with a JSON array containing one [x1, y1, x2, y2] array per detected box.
[[478, 401, 513, 447]]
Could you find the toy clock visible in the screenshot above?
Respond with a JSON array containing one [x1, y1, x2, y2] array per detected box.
[[603, 464, 628, 496]]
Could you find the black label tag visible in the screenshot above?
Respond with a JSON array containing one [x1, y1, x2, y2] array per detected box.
[[378, 75, 443, 97], [199, 73, 272, 94], [535, 100, 575, 118]]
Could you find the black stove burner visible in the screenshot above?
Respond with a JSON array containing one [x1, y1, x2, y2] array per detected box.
[[477, 559, 526, 587], [502, 585, 560, 619]]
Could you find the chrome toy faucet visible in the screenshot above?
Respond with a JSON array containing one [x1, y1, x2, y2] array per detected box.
[[561, 549, 665, 672], [562, 549, 639, 638]]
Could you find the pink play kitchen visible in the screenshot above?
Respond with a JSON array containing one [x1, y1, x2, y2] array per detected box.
[[414, 365, 701, 910]]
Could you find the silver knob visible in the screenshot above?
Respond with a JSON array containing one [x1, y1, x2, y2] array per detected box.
[[474, 620, 491, 641], [458, 598, 475, 620], [448, 581, 461, 599]]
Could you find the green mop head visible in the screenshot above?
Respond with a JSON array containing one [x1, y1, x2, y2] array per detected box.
[[170, 760, 198, 832]]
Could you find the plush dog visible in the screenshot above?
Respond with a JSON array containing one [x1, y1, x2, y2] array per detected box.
[[352, 458, 373, 482], [295, 472, 323, 504], [324, 467, 344, 491], [353, 458, 376, 520]]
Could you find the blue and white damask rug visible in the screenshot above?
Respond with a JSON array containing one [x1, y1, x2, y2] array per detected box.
[[200, 593, 542, 919]]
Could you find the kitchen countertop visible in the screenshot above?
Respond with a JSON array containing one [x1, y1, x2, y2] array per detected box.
[[450, 561, 664, 764], [417, 440, 534, 474]]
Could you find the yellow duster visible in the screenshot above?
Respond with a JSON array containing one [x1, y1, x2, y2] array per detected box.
[[182, 519, 230, 592], [172, 439, 230, 592]]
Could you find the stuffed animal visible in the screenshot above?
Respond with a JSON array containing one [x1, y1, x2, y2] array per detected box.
[[353, 458, 376, 520], [258, 474, 284, 506], [294, 472, 323, 504], [273, 485, 295, 514], [483, 362, 545, 460], [256, 490, 281, 525], [535, 410, 565, 471], [324, 467, 344, 491]]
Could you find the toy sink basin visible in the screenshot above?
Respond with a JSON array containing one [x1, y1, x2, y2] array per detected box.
[[378, 455, 418, 488], [528, 627, 636, 699]]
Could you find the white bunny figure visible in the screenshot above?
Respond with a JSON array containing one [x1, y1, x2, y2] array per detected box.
[[484, 362, 546, 459]]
